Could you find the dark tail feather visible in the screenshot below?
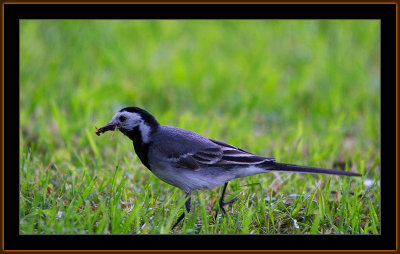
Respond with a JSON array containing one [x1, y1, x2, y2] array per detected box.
[[272, 162, 362, 177]]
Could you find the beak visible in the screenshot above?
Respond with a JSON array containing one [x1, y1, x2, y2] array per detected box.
[[95, 121, 118, 136]]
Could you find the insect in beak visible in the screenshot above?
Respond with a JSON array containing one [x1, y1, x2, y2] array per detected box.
[[95, 126, 101, 136], [95, 122, 118, 137]]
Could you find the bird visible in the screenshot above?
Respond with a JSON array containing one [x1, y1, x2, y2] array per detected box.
[[95, 106, 361, 230]]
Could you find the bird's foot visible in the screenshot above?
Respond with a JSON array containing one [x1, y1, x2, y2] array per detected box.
[[214, 197, 239, 219]]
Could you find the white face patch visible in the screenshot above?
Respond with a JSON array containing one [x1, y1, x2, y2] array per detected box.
[[112, 112, 142, 130], [112, 111, 151, 143]]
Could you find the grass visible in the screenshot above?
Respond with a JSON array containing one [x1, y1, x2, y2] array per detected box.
[[19, 20, 380, 234]]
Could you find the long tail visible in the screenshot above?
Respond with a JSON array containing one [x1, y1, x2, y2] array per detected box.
[[271, 162, 362, 177]]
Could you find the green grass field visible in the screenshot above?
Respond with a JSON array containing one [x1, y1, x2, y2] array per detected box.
[[20, 20, 380, 234]]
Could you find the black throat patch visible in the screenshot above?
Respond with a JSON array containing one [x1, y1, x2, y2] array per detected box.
[[118, 107, 160, 171], [122, 126, 152, 171]]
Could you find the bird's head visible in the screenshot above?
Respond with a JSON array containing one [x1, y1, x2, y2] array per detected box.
[[95, 107, 159, 143]]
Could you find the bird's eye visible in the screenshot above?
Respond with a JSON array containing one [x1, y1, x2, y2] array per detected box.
[[119, 116, 126, 122]]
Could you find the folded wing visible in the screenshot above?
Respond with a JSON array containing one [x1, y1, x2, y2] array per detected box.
[[172, 138, 275, 170]]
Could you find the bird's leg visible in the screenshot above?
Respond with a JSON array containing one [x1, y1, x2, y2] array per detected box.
[[171, 193, 191, 230], [214, 182, 239, 219]]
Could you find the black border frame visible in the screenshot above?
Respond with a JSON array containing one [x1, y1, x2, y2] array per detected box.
[[2, 3, 397, 252]]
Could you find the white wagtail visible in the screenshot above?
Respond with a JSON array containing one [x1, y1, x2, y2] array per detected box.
[[95, 107, 361, 230]]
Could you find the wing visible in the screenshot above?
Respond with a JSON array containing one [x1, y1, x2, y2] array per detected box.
[[171, 138, 275, 170]]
